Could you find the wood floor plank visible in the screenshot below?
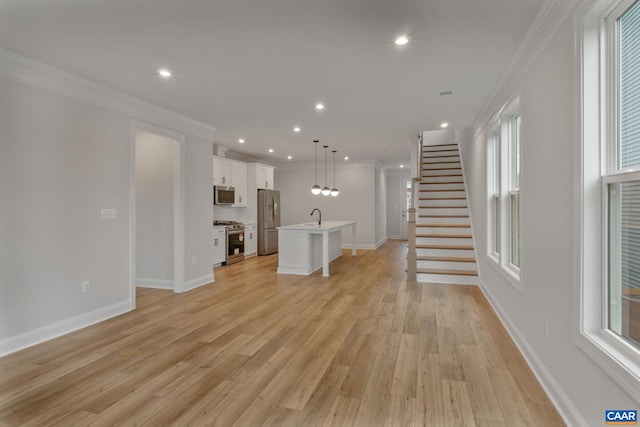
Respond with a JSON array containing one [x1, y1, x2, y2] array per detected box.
[[0, 241, 564, 426]]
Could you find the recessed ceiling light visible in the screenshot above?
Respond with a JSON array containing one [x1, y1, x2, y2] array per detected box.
[[158, 68, 172, 78], [395, 36, 409, 46], [344, 156, 349, 160], [287, 155, 293, 160], [315, 103, 325, 111], [268, 148, 274, 153], [293, 126, 301, 133], [440, 122, 449, 128], [238, 138, 245, 144], [400, 164, 405, 168]]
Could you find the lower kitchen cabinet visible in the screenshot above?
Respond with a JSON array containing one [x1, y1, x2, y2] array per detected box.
[[213, 226, 226, 266], [245, 223, 257, 257]]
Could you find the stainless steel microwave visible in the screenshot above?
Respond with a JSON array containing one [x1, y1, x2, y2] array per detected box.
[[214, 186, 235, 205]]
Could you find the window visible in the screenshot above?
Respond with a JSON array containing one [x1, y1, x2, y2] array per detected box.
[[605, 0, 640, 350], [486, 97, 522, 286], [579, 0, 640, 398], [488, 127, 501, 258]]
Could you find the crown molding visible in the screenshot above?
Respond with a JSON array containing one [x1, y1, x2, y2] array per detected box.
[[0, 48, 216, 140], [473, 0, 582, 136]]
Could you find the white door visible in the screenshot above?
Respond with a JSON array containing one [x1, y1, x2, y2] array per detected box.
[[400, 178, 412, 240]]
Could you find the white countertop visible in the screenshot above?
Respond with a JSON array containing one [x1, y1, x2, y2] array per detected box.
[[277, 221, 356, 232]]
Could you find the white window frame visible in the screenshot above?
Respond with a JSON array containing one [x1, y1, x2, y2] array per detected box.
[[486, 95, 522, 290], [576, 0, 640, 401], [487, 123, 501, 263]]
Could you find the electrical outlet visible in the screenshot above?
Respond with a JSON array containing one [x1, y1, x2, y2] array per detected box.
[[82, 280, 90, 293], [544, 318, 550, 339], [192, 256, 197, 266], [101, 209, 118, 220]]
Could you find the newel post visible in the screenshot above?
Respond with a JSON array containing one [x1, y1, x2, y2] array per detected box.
[[407, 177, 419, 282]]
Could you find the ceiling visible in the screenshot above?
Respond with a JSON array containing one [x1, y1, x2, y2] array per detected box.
[[0, 0, 544, 167]]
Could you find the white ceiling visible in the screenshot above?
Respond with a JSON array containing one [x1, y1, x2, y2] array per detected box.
[[0, 0, 544, 167]]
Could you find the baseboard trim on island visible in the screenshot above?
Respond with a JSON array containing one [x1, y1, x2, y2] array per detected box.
[[343, 238, 387, 250], [278, 251, 343, 275], [136, 278, 173, 290]]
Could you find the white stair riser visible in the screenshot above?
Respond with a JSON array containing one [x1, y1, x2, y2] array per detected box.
[[419, 207, 468, 216], [416, 274, 478, 285], [417, 260, 477, 270], [423, 162, 462, 170], [420, 183, 465, 191], [416, 227, 472, 235], [419, 199, 467, 208], [416, 216, 470, 225], [416, 237, 473, 246], [422, 155, 461, 163], [420, 176, 464, 184], [422, 169, 462, 177], [423, 149, 459, 156], [417, 248, 475, 257], [419, 190, 466, 199]]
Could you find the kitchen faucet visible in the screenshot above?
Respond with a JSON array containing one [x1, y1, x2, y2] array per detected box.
[[310, 208, 321, 225]]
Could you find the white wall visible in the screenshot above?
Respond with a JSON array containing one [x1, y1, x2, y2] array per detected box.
[[0, 62, 215, 353], [460, 5, 638, 425], [275, 162, 379, 248], [135, 131, 175, 286]]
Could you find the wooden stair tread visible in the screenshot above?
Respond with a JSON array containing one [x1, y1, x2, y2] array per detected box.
[[422, 160, 461, 164], [416, 234, 472, 239], [422, 174, 463, 177], [417, 255, 476, 262], [420, 206, 467, 209], [420, 180, 464, 184], [419, 197, 466, 200], [417, 244, 474, 250], [423, 148, 459, 153], [419, 189, 465, 192], [422, 154, 460, 158], [419, 215, 469, 218], [417, 268, 478, 276], [417, 224, 471, 228], [424, 143, 457, 148]]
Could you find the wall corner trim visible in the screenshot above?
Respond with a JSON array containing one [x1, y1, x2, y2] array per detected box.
[[0, 301, 131, 357], [184, 274, 214, 292]]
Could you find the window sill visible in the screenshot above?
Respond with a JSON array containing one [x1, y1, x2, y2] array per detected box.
[[486, 254, 523, 293], [575, 329, 640, 405]]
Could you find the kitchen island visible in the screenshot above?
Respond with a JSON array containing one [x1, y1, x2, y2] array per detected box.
[[277, 221, 356, 277]]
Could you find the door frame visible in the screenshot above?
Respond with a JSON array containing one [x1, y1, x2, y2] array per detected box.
[[129, 120, 186, 309]]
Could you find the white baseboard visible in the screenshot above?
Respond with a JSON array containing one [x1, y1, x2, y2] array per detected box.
[[477, 279, 585, 426], [341, 239, 387, 250], [386, 235, 404, 240], [184, 274, 214, 292], [136, 277, 173, 290], [0, 300, 130, 357]]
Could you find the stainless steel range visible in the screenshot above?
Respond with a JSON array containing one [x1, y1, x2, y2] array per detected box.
[[213, 220, 245, 265]]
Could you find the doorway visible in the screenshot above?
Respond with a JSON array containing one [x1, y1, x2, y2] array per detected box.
[[130, 122, 185, 309], [401, 178, 412, 240]]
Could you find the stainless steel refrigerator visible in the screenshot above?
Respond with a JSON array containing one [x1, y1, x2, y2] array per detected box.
[[258, 189, 280, 255]]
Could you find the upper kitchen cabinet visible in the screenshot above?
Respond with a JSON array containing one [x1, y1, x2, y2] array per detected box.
[[213, 155, 248, 208], [231, 162, 247, 207], [212, 156, 232, 186], [255, 164, 275, 190]]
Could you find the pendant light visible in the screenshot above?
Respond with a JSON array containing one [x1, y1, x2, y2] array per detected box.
[[330, 150, 339, 197], [321, 145, 331, 196], [311, 140, 321, 195]]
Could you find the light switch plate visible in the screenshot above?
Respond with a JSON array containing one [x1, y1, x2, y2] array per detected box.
[[101, 209, 118, 220]]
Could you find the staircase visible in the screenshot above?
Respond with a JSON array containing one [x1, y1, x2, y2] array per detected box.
[[413, 143, 478, 285]]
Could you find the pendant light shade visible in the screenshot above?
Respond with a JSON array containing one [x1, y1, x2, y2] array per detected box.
[[330, 150, 339, 197], [321, 145, 331, 196], [311, 140, 322, 195]]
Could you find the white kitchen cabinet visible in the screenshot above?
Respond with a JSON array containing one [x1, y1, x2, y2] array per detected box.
[[245, 223, 257, 256], [255, 164, 275, 190], [213, 226, 226, 266], [213, 156, 233, 186], [232, 162, 247, 207]]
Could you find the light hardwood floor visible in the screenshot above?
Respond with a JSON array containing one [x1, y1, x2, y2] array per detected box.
[[0, 241, 564, 426]]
